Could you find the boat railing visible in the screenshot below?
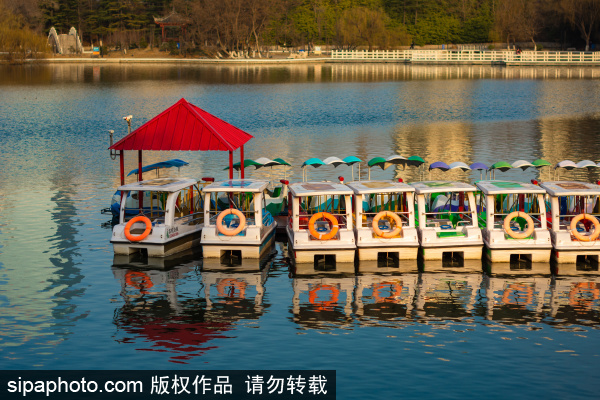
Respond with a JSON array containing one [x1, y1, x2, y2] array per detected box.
[[174, 211, 204, 226], [360, 210, 410, 228], [491, 212, 544, 229], [208, 209, 257, 226], [298, 212, 348, 231], [423, 210, 474, 228]]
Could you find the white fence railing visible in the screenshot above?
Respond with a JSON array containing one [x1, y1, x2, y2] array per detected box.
[[331, 50, 600, 64]]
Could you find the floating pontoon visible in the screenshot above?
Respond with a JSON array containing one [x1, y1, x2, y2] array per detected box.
[[540, 181, 600, 264], [411, 181, 483, 262], [201, 179, 277, 260], [287, 182, 356, 266], [111, 177, 204, 257], [347, 180, 419, 261], [476, 180, 551, 263]]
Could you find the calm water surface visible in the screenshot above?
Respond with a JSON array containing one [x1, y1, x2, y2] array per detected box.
[[2, 63, 600, 398]]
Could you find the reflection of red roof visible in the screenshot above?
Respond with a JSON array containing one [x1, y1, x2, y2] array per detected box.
[[109, 98, 253, 152]]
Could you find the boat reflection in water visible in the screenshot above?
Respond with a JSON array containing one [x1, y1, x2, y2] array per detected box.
[[111, 250, 273, 363], [415, 272, 483, 320], [291, 272, 356, 330], [355, 273, 418, 320]]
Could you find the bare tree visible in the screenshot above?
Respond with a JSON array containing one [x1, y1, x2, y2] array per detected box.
[[560, 0, 600, 50]]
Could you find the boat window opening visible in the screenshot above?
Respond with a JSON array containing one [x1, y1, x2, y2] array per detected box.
[[122, 190, 167, 223], [314, 254, 337, 271], [298, 194, 348, 231], [423, 191, 474, 229], [377, 252, 400, 268], [442, 251, 464, 268], [576, 255, 599, 271], [491, 193, 544, 230], [362, 192, 410, 228], [208, 192, 256, 225], [174, 186, 204, 225], [509, 253, 533, 269], [556, 195, 600, 230]]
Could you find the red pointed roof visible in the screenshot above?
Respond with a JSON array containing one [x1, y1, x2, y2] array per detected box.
[[109, 98, 253, 152]]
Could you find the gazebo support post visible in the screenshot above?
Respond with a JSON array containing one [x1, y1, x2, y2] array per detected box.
[[138, 150, 144, 210], [240, 145, 245, 179], [119, 151, 125, 185], [229, 150, 233, 179]]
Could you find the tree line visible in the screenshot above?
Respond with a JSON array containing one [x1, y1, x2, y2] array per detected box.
[[2, 0, 599, 57]]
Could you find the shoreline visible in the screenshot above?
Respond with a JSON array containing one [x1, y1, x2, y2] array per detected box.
[[20, 57, 600, 66]]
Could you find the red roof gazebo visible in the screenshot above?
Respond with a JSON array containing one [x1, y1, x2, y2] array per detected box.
[[153, 11, 192, 42], [109, 98, 253, 185]]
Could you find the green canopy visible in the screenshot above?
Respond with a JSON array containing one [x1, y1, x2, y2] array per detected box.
[[490, 161, 513, 172], [224, 159, 263, 170]]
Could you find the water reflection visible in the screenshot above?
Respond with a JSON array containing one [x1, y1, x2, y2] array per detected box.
[[111, 257, 271, 364], [4, 64, 600, 86], [291, 275, 355, 330], [287, 259, 600, 331]]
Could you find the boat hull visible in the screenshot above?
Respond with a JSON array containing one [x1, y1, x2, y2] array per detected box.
[[112, 229, 203, 258], [202, 227, 276, 259]]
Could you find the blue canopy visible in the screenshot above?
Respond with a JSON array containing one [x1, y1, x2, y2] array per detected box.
[[127, 159, 189, 176]]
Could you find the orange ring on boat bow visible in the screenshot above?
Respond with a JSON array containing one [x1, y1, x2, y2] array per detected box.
[[372, 281, 403, 303], [217, 278, 247, 299], [216, 209, 246, 236], [503, 211, 535, 239], [308, 284, 339, 310], [308, 212, 339, 240], [124, 216, 152, 242], [372, 211, 403, 238], [125, 271, 154, 293], [570, 214, 600, 242]]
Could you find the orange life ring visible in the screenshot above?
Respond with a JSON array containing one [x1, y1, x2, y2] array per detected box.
[[124, 216, 152, 242], [216, 209, 246, 236], [503, 211, 535, 239], [501, 283, 534, 305], [125, 270, 154, 293], [569, 282, 600, 309], [308, 284, 339, 310], [372, 211, 403, 238], [308, 212, 339, 240], [217, 278, 247, 299], [372, 281, 403, 303], [570, 214, 600, 242]]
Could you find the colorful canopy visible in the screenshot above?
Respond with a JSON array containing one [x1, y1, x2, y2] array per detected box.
[[367, 155, 425, 170], [511, 160, 534, 170], [429, 161, 450, 171], [490, 161, 513, 172], [302, 157, 363, 168], [532, 159, 551, 168], [127, 159, 189, 176], [555, 160, 578, 170], [448, 162, 471, 171], [226, 158, 291, 170], [576, 160, 599, 169], [469, 162, 488, 170]]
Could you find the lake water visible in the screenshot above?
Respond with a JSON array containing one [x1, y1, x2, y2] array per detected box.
[[1, 63, 600, 399]]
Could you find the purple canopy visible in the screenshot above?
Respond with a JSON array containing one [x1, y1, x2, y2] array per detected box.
[[429, 161, 450, 171], [469, 162, 488, 171]]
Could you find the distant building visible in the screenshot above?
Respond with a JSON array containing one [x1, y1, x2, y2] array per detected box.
[[48, 27, 83, 55], [154, 11, 191, 42]]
